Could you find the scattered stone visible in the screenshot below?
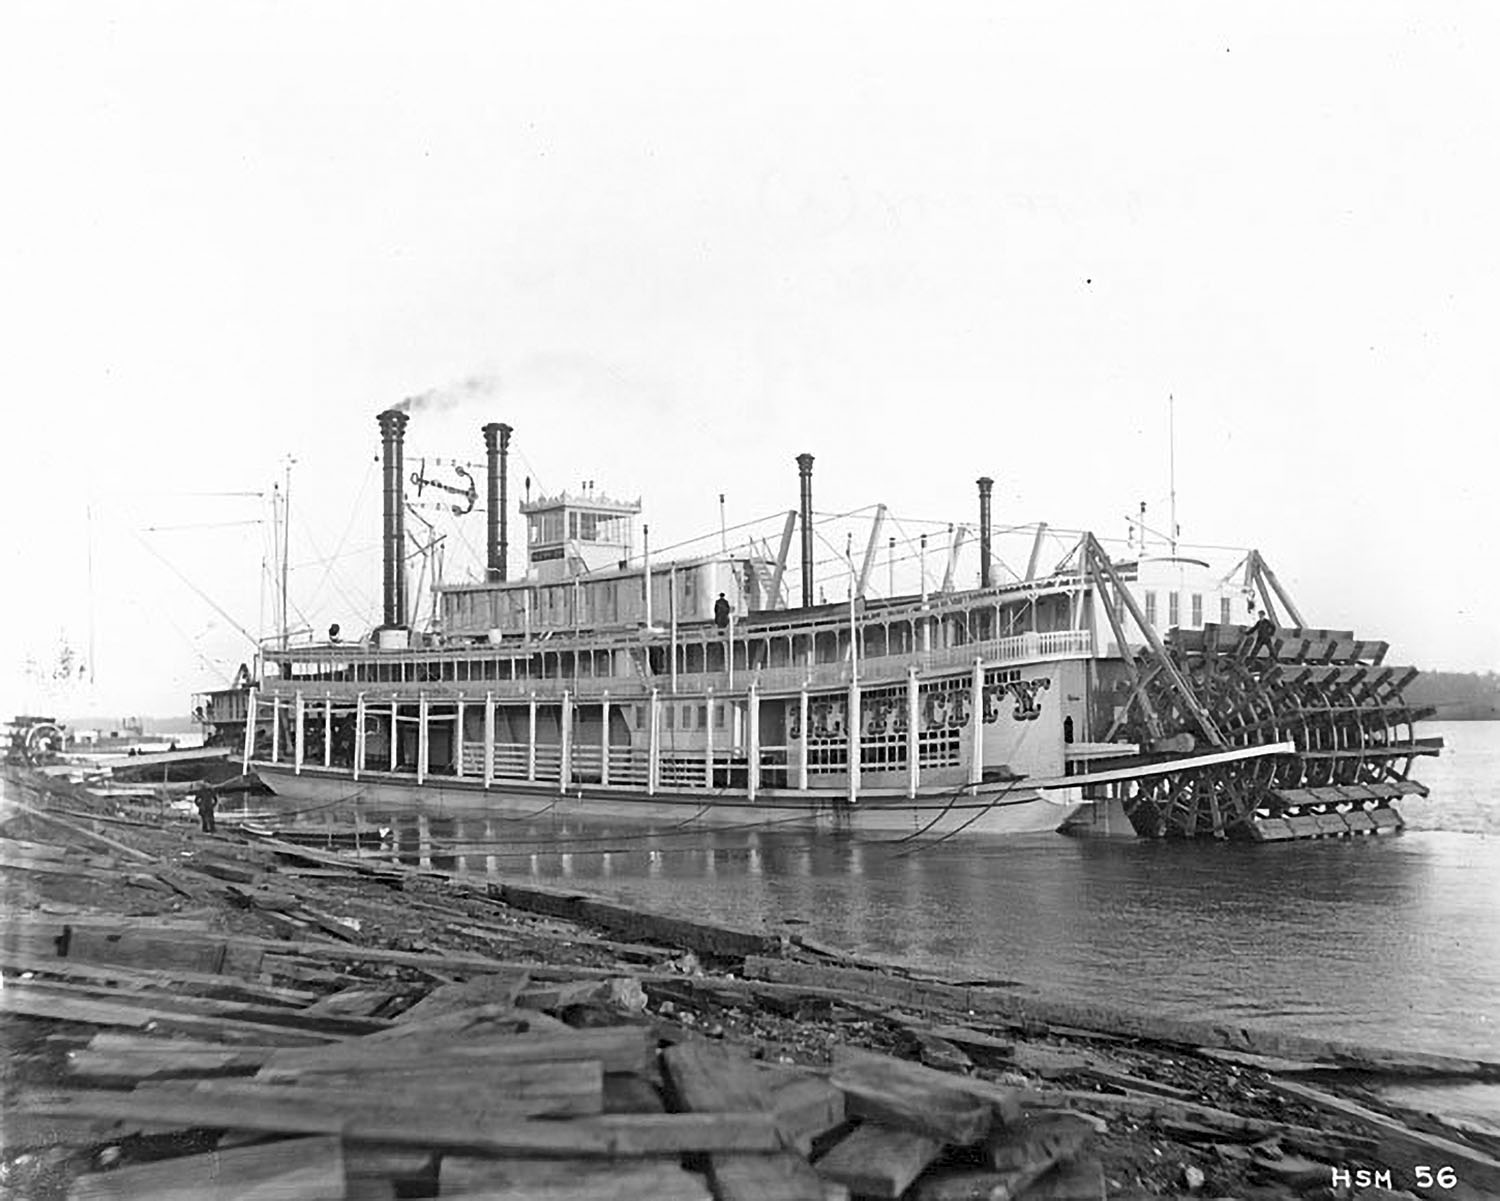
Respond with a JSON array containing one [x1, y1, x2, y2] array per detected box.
[[608, 976, 648, 1014], [1183, 1162, 1205, 1190], [913, 1031, 973, 1073]]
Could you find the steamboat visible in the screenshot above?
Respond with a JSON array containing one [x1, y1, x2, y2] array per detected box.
[[244, 410, 1440, 840]]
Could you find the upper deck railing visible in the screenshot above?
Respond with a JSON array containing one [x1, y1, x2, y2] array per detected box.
[[260, 627, 1093, 700]]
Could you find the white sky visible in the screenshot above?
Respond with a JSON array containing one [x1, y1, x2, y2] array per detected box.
[[2, 2, 1497, 717]]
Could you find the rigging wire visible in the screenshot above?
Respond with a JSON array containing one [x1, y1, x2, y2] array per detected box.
[[130, 527, 260, 650], [143, 520, 266, 533], [303, 460, 376, 616]]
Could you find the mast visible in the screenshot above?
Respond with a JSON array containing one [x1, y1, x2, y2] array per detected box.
[[1168, 394, 1177, 556], [280, 457, 293, 650], [85, 501, 95, 685]]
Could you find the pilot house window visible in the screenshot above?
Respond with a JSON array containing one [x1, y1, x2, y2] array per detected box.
[[1168, 592, 1180, 627], [1144, 591, 1157, 626]]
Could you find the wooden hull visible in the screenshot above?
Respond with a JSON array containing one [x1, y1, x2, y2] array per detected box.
[[253, 763, 1080, 836]]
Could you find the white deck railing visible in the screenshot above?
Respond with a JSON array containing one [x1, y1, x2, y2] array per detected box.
[[267, 628, 1093, 702]]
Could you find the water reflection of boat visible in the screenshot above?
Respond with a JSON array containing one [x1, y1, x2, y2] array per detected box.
[[245, 410, 1440, 841]]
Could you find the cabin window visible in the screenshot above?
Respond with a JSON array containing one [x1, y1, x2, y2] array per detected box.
[[698, 704, 708, 729], [1168, 593, 1180, 627], [1144, 591, 1157, 626], [1221, 596, 1232, 626], [715, 704, 725, 729], [665, 706, 674, 730], [1191, 593, 1203, 627]]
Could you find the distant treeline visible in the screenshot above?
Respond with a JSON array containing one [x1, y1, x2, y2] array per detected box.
[[1404, 670, 1500, 721]]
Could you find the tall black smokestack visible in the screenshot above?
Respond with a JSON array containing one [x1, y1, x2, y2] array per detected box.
[[378, 409, 409, 628], [796, 453, 815, 608], [977, 476, 994, 588], [482, 422, 512, 582]]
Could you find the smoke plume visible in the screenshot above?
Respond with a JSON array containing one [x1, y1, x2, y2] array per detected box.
[[391, 374, 499, 414]]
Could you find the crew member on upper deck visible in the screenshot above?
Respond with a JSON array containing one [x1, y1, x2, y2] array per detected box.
[[714, 592, 731, 630]]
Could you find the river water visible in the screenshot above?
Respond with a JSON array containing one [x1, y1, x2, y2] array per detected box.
[[253, 721, 1498, 1066]]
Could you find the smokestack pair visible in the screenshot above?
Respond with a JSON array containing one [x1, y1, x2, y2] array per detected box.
[[376, 413, 513, 630]]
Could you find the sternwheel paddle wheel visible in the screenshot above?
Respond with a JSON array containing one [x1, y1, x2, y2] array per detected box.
[[1080, 539, 1442, 841], [1114, 624, 1442, 840]]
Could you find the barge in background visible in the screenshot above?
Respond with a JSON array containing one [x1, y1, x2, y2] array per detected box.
[[242, 410, 1440, 840]]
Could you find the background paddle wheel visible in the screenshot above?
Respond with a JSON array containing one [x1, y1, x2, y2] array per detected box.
[[1114, 624, 1441, 840]]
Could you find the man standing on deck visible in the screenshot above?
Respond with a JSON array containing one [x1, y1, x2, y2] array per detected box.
[[713, 592, 731, 631]]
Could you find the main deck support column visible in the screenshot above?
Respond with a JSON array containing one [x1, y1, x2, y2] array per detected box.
[[527, 695, 537, 781], [483, 692, 495, 788], [969, 658, 984, 787], [271, 695, 281, 764], [454, 700, 466, 778], [600, 696, 611, 786], [322, 695, 332, 768], [559, 691, 573, 792], [647, 689, 660, 796], [847, 680, 861, 804], [747, 683, 760, 802], [907, 667, 920, 799], [704, 691, 715, 790], [353, 692, 365, 782], [389, 700, 398, 772], [416, 693, 428, 785], [797, 687, 809, 791], [242, 688, 257, 772], [293, 691, 305, 775]]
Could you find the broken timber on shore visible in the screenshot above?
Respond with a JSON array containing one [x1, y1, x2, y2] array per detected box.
[[742, 955, 1500, 1081]]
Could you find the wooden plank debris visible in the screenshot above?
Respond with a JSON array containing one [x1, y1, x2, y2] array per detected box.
[[259, 1024, 652, 1079], [68, 1033, 282, 1080], [394, 969, 531, 1023], [662, 1040, 827, 1201], [814, 1123, 943, 1199], [831, 1046, 1010, 1144], [983, 1112, 1097, 1197], [20, 1088, 784, 1155], [66, 1133, 345, 1201], [767, 1071, 846, 1154], [1, 984, 336, 1046], [1268, 1078, 1500, 1201], [184, 1064, 605, 1118], [1013, 1154, 1106, 1200], [440, 1156, 713, 1200]]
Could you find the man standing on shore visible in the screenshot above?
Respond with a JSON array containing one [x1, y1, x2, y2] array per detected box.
[[194, 789, 217, 834]]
